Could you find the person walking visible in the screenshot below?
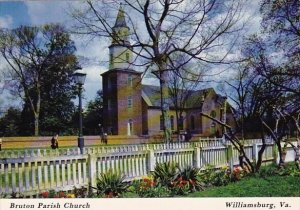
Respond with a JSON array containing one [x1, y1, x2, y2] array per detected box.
[[51, 134, 59, 149], [103, 133, 108, 145]]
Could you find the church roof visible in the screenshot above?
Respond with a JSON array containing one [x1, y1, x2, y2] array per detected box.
[[141, 85, 218, 109]]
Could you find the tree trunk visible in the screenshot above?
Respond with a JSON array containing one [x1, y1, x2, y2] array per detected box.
[[160, 70, 172, 144], [276, 141, 285, 167], [34, 115, 39, 136]]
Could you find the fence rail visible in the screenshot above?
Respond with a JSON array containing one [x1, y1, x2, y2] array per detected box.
[[0, 138, 266, 158], [0, 140, 296, 198]]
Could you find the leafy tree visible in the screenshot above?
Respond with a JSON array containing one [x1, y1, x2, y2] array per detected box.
[[83, 90, 104, 135], [0, 107, 21, 137], [0, 24, 79, 136]]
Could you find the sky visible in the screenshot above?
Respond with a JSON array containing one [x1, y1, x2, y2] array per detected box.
[[0, 0, 262, 111]]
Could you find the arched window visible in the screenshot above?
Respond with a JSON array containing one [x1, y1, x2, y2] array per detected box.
[[210, 110, 216, 118], [126, 52, 130, 62], [127, 95, 133, 108], [170, 115, 174, 130], [160, 115, 164, 130], [178, 116, 184, 130], [191, 115, 195, 130], [127, 74, 133, 87]]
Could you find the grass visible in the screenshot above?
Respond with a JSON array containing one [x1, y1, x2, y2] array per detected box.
[[187, 175, 300, 197]]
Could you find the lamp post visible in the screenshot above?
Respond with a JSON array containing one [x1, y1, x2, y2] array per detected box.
[[73, 68, 87, 154]]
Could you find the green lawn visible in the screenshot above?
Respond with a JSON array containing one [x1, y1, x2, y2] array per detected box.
[[187, 175, 300, 197]]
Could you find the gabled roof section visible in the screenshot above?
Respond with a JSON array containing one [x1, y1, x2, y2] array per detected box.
[[141, 85, 215, 109], [141, 85, 164, 107]]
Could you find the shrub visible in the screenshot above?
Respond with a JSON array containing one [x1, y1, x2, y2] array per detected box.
[[152, 162, 179, 187], [199, 165, 231, 187], [178, 166, 204, 192], [230, 166, 245, 182], [258, 163, 300, 178], [277, 164, 300, 177], [153, 163, 204, 196], [96, 169, 128, 198], [72, 186, 88, 198], [132, 176, 169, 198], [169, 176, 191, 196]]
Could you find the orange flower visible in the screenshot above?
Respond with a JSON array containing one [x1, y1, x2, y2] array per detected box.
[[41, 192, 49, 198]]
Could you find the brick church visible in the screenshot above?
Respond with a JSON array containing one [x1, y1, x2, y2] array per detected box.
[[101, 6, 235, 137]]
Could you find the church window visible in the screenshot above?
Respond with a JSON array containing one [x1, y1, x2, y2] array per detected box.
[[178, 116, 184, 130], [127, 74, 133, 87], [191, 115, 195, 130], [170, 115, 174, 130], [210, 110, 216, 118], [160, 115, 164, 130], [127, 96, 133, 108]]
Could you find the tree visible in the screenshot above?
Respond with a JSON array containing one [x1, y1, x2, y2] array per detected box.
[[0, 107, 21, 137], [83, 90, 104, 135], [167, 61, 203, 140], [226, 35, 300, 168], [258, 0, 300, 95], [0, 24, 79, 136], [71, 0, 245, 142]]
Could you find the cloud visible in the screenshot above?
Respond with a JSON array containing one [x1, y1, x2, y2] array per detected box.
[[80, 64, 107, 104], [24, 1, 70, 26], [0, 15, 13, 28]]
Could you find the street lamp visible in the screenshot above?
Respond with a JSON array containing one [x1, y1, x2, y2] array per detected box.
[[73, 67, 87, 154]]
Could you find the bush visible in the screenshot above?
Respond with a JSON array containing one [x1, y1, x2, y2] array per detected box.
[[96, 170, 129, 198], [199, 165, 231, 187], [152, 162, 179, 187], [230, 166, 245, 182], [177, 166, 204, 192], [169, 176, 191, 196], [132, 176, 169, 198], [152, 163, 204, 196], [258, 163, 300, 178]]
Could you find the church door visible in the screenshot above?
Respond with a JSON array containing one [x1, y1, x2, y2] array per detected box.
[[127, 119, 133, 136]]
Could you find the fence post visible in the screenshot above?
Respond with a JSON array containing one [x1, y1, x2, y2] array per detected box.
[[88, 154, 97, 189], [194, 147, 201, 168], [147, 149, 155, 172], [227, 144, 233, 170], [252, 143, 259, 163]]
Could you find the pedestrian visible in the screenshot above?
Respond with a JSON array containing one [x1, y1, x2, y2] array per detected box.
[[51, 134, 59, 149], [0, 138, 2, 151], [103, 133, 108, 145], [185, 129, 192, 142], [99, 124, 104, 144]]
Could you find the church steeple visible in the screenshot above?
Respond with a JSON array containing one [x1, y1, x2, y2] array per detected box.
[[111, 4, 130, 45], [114, 4, 127, 28], [109, 4, 132, 70], [101, 5, 143, 136]]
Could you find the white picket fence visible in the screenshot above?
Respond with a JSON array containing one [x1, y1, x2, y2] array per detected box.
[[0, 138, 265, 158], [0, 140, 296, 197]]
